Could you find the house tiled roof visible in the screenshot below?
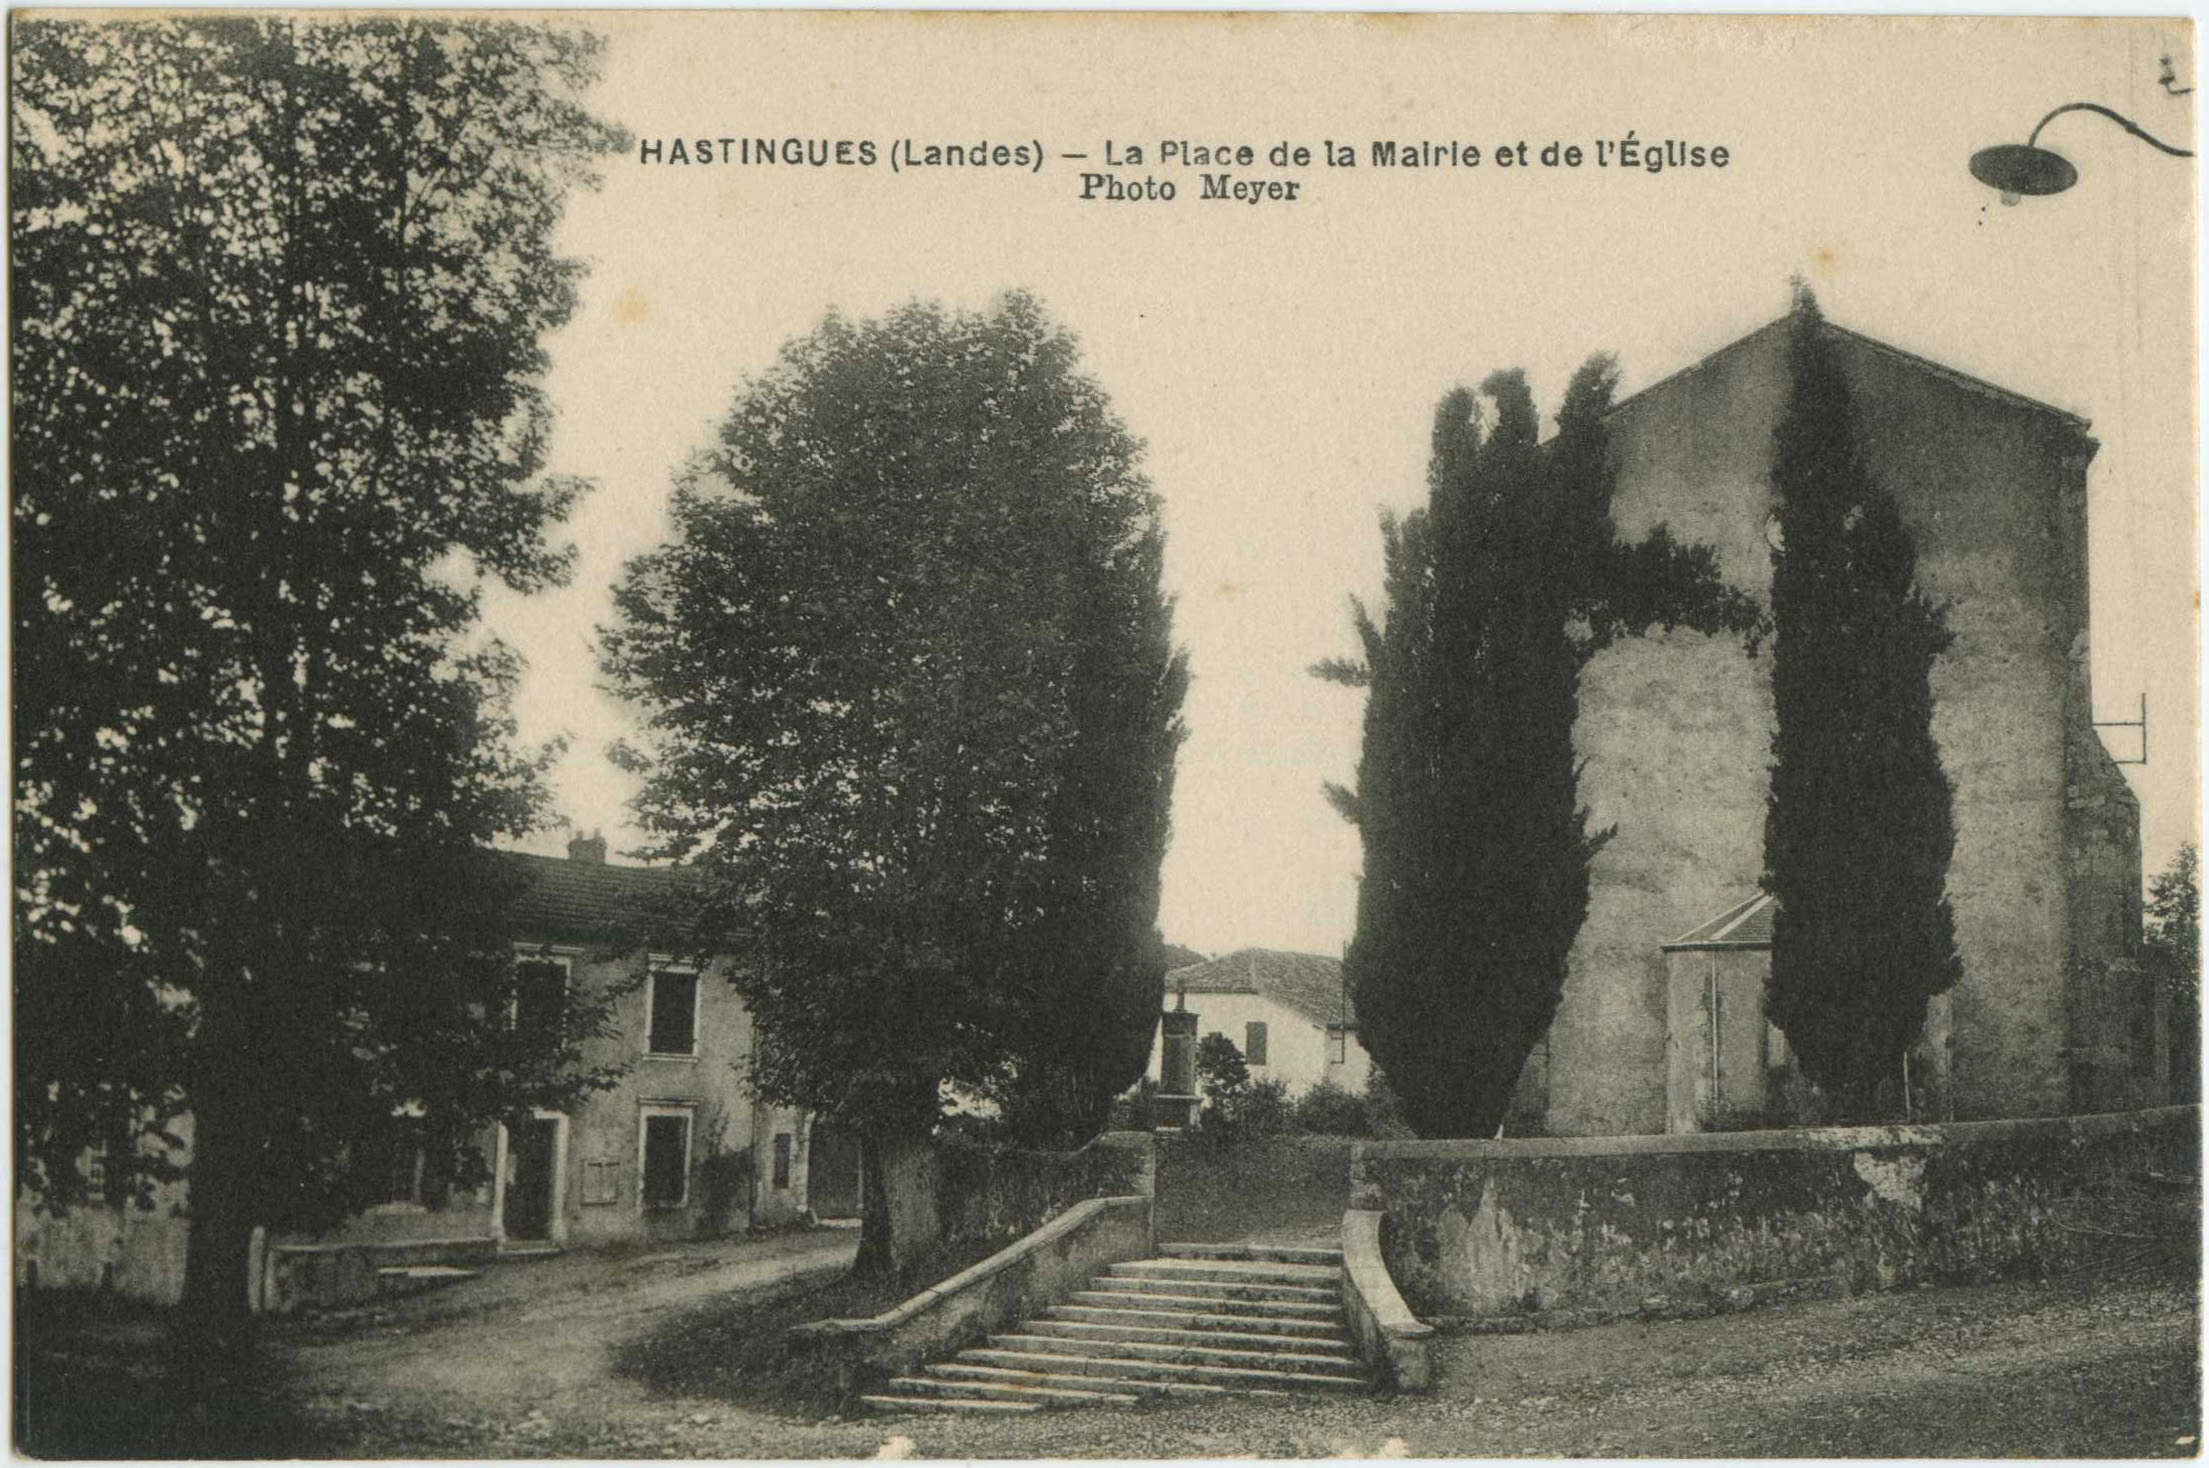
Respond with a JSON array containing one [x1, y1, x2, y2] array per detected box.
[[496, 849, 694, 941], [1662, 891, 1777, 951], [1165, 948, 1353, 1029]]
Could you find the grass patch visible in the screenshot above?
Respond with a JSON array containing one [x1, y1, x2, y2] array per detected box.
[[611, 1236, 1003, 1419], [1156, 1133, 1355, 1243], [13, 1289, 326, 1459]]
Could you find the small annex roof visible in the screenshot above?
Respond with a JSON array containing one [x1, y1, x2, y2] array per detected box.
[[1662, 891, 1778, 952], [1606, 314, 2093, 436], [497, 849, 693, 942], [1165, 947, 1354, 1029]]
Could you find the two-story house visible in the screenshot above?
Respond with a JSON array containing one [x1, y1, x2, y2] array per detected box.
[[14, 834, 828, 1308]]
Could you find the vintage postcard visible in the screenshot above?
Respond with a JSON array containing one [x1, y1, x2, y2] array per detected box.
[[11, 10, 2200, 1459]]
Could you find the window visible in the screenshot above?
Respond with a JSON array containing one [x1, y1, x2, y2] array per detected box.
[[772, 1132, 793, 1189], [647, 968, 700, 1057], [513, 955, 570, 1047], [1767, 1022, 1792, 1072], [386, 1145, 425, 1207], [583, 1159, 621, 1205], [1327, 1028, 1348, 1066], [640, 1107, 692, 1209], [1245, 1022, 1269, 1067], [81, 1143, 108, 1205]]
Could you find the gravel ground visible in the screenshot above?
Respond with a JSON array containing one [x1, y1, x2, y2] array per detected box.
[[287, 1257, 2195, 1458], [20, 1221, 2197, 1459]]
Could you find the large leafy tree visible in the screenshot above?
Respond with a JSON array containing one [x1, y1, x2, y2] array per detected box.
[[601, 293, 1187, 1276], [12, 16, 627, 1343], [1762, 285, 1961, 1118], [1318, 360, 1758, 1137]]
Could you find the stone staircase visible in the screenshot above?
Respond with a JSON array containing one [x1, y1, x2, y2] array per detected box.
[[859, 1242, 1366, 1415]]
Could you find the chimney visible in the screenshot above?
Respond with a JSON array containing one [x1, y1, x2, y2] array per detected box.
[[567, 829, 607, 865]]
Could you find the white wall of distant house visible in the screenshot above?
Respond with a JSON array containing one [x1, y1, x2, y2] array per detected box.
[[1143, 992, 1371, 1099]]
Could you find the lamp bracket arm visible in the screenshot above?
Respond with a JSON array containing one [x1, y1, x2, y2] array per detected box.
[[2027, 101, 2195, 159]]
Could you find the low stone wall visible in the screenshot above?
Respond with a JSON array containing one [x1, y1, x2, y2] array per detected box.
[[791, 1194, 1154, 1397], [14, 1199, 192, 1306], [1340, 1210, 1434, 1391], [930, 1129, 1155, 1255], [1354, 1106, 2198, 1319], [262, 1235, 503, 1314]]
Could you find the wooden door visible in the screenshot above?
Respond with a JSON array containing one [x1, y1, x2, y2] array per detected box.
[[502, 1118, 558, 1241]]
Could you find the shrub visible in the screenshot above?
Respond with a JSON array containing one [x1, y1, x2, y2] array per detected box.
[[1195, 1034, 1251, 1104], [1292, 1079, 1371, 1136], [1361, 1065, 1416, 1138], [1106, 1077, 1157, 1131], [1233, 1077, 1294, 1137], [1187, 1036, 1293, 1147]]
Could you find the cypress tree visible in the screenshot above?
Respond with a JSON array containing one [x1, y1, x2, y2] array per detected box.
[[1762, 284, 1962, 1119], [1319, 359, 1758, 1137]]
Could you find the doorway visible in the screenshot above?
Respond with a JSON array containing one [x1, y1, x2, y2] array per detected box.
[[502, 1117, 560, 1241]]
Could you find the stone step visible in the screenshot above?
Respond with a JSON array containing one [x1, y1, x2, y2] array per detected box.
[[990, 1331, 1364, 1375], [1051, 1303, 1347, 1337], [1161, 1242, 1346, 1268], [1069, 1287, 1340, 1319], [859, 1394, 1041, 1415], [959, 1346, 1367, 1393], [1020, 1318, 1357, 1359], [1098, 1270, 1339, 1304], [1111, 1257, 1341, 1289], [881, 1374, 1139, 1408], [925, 1362, 1264, 1400]]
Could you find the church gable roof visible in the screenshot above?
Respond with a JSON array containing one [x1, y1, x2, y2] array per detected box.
[[1607, 314, 2092, 436]]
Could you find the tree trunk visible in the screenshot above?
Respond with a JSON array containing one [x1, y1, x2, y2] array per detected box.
[[176, 1089, 258, 1347], [169, 1081, 263, 1442], [853, 1129, 943, 1283]]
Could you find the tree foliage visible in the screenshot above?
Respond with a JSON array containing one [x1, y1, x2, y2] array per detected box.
[[1318, 359, 1760, 1138], [600, 294, 1187, 1266], [1762, 284, 1961, 1118], [2145, 844, 2200, 1103], [11, 16, 627, 1327]]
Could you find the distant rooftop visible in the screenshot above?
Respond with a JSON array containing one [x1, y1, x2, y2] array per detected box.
[[1662, 891, 1777, 951], [1166, 948, 1352, 1029], [497, 841, 692, 942]]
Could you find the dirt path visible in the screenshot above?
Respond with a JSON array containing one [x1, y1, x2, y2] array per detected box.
[[274, 1228, 856, 1450]]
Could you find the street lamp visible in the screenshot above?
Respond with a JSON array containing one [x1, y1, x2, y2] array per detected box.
[[1969, 102, 2193, 205]]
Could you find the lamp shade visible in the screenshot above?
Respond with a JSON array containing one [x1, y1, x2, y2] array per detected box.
[[1969, 143, 2079, 198]]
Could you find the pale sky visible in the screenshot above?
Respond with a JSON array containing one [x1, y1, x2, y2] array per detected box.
[[485, 14, 2200, 959]]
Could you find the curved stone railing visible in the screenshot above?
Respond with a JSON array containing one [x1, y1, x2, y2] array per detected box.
[[1341, 1208, 1435, 1391], [791, 1193, 1153, 1399]]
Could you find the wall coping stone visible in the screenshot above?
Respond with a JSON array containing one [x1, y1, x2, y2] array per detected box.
[[1355, 1105, 2197, 1163], [271, 1235, 496, 1257]]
